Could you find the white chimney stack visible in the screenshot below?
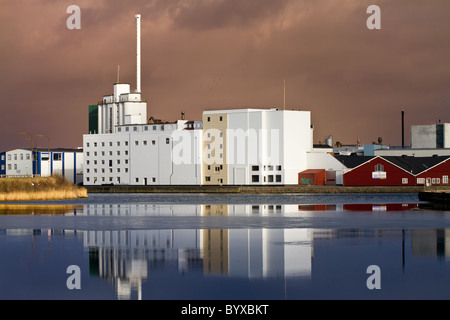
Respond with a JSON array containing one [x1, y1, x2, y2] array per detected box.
[[135, 14, 141, 93]]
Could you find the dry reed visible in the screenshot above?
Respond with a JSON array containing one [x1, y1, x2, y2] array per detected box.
[[0, 175, 88, 201]]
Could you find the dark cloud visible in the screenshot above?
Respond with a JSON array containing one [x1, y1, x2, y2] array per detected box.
[[1, 0, 450, 151]]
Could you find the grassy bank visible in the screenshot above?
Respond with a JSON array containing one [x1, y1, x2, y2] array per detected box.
[[0, 175, 88, 201]]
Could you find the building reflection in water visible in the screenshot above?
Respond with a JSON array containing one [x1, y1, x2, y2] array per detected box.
[[0, 201, 436, 299]]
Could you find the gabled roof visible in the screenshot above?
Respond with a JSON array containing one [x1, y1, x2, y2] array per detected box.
[[335, 154, 450, 176], [334, 155, 375, 169], [384, 156, 450, 175]]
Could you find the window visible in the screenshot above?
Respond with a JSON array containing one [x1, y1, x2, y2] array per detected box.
[[143, 141, 147, 146], [14, 164, 17, 170], [417, 178, 425, 184], [133, 127, 137, 131], [135, 178, 139, 183], [20, 154, 23, 160], [94, 142, 97, 147], [109, 160, 113, 167], [14, 154, 17, 160], [207, 117, 210, 122], [152, 177, 156, 182], [374, 164, 384, 172], [205, 176, 211, 182], [26, 154, 30, 160], [152, 140, 156, 145], [166, 138, 170, 144], [252, 166, 259, 171], [276, 175, 282, 182], [117, 141, 120, 146], [135, 141, 139, 146], [219, 116, 223, 121], [86, 143, 90, 147], [252, 175, 259, 183], [402, 178, 408, 184], [125, 141, 128, 146], [7, 154, 11, 160], [268, 175, 274, 183], [144, 126, 148, 131], [109, 142, 112, 147], [443, 176, 448, 184], [53, 153, 62, 161], [7, 164, 11, 170]]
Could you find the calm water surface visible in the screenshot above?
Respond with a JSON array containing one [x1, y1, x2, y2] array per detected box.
[[1, 193, 450, 300]]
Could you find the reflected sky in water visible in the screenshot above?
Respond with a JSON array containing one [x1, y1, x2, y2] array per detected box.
[[1, 193, 450, 300]]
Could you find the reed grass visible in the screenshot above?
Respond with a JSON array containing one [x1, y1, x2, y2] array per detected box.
[[0, 175, 88, 201]]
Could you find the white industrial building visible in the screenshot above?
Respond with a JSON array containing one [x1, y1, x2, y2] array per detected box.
[[202, 108, 313, 185], [82, 14, 335, 186], [0, 148, 83, 184]]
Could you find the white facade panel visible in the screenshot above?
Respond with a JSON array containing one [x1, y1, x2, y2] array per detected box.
[[5, 149, 33, 176]]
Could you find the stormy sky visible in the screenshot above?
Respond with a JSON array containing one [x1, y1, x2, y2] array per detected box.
[[1, 0, 450, 151]]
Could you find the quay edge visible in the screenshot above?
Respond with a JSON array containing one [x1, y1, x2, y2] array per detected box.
[[85, 185, 434, 194]]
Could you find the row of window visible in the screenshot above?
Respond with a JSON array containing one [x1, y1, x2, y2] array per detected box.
[[1, 153, 61, 163], [3, 154, 31, 161], [85, 176, 157, 183], [86, 139, 170, 149], [397, 176, 449, 184], [204, 174, 283, 183], [252, 175, 282, 183], [86, 159, 128, 166], [252, 165, 282, 171], [116, 124, 176, 133]]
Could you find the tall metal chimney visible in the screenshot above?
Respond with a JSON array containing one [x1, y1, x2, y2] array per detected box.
[[135, 14, 141, 93], [401, 110, 405, 149]]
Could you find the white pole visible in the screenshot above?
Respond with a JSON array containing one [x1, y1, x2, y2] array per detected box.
[[136, 14, 141, 93]]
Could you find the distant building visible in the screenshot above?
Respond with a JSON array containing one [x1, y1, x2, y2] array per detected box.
[[336, 155, 450, 186], [0, 148, 83, 184], [411, 123, 450, 149]]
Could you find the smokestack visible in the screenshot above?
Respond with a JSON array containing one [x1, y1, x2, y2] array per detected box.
[[135, 14, 141, 93], [401, 110, 405, 149]]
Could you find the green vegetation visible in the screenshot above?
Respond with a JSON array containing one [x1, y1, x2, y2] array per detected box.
[[0, 175, 88, 201]]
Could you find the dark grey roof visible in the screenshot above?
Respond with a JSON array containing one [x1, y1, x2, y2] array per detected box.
[[384, 156, 450, 175], [334, 155, 375, 168]]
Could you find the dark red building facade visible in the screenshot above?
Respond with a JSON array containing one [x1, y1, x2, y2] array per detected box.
[[341, 155, 450, 187]]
